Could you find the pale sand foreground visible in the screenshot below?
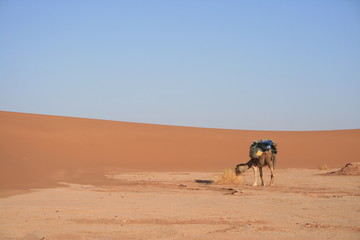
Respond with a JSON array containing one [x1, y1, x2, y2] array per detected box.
[[1, 169, 359, 240]]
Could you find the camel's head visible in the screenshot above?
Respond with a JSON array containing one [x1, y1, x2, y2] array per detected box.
[[235, 164, 246, 176]]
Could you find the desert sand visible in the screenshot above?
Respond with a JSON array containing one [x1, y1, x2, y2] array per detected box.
[[0, 111, 359, 239]]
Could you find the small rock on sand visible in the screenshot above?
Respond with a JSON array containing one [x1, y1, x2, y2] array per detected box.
[[333, 162, 360, 175]]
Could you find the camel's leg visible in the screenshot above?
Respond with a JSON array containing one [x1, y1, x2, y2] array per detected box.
[[259, 167, 265, 186], [252, 166, 258, 186], [269, 166, 275, 186], [263, 151, 275, 186]]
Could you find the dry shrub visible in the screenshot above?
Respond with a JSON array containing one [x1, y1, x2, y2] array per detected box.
[[215, 169, 244, 186], [318, 163, 329, 170]]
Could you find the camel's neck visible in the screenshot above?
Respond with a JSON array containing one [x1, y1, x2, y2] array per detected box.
[[245, 159, 255, 169], [238, 159, 255, 172]]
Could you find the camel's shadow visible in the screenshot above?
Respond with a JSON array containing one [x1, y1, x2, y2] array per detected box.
[[194, 179, 214, 184]]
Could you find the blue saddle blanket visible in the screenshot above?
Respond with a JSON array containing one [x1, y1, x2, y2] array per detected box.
[[261, 140, 273, 148]]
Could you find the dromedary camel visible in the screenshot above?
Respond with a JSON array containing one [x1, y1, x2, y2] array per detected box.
[[235, 151, 275, 186]]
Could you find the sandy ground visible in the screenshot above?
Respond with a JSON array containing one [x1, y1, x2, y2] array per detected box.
[[1, 111, 360, 239], [1, 168, 359, 240]]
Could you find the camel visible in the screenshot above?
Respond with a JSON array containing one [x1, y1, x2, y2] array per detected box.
[[235, 150, 275, 186]]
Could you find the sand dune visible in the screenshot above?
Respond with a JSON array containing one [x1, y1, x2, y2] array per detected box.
[[1, 111, 360, 239], [1, 111, 359, 190]]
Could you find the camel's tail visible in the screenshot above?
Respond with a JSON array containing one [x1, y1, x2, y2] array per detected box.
[[272, 154, 277, 169]]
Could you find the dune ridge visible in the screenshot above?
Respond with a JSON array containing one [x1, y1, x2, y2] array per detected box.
[[1, 111, 359, 190]]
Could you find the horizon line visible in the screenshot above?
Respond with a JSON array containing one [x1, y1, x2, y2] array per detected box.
[[1, 110, 359, 132]]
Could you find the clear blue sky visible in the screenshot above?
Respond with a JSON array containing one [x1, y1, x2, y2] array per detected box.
[[1, 0, 359, 130]]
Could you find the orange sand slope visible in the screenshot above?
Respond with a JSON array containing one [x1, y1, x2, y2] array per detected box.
[[1, 111, 359, 189]]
